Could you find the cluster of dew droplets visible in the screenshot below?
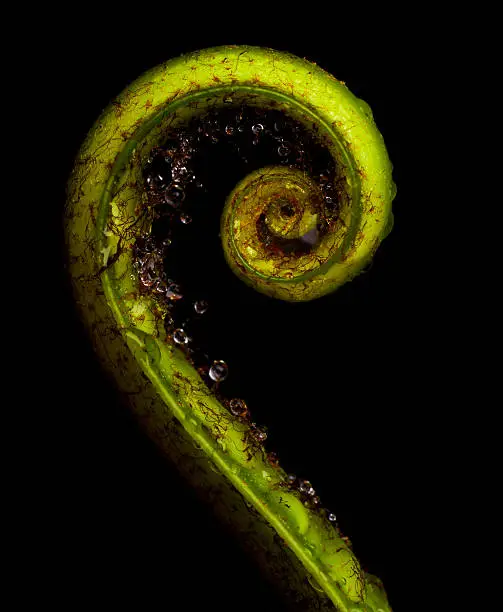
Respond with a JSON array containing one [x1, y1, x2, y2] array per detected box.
[[133, 234, 183, 302], [283, 474, 339, 527], [134, 103, 346, 531], [132, 236, 230, 393], [144, 137, 195, 225]]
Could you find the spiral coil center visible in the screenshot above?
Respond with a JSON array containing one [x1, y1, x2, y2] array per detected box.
[[222, 166, 327, 284]]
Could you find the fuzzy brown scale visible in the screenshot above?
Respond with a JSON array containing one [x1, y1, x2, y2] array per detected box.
[[241, 423, 269, 462]]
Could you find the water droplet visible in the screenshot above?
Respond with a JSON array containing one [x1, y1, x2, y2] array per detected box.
[[287, 474, 297, 485], [194, 300, 209, 314], [146, 172, 168, 191], [162, 238, 172, 248], [173, 165, 189, 179], [225, 125, 234, 136], [299, 480, 315, 496], [166, 282, 183, 301], [328, 513, 337, 522], [278, 144, 290, 157], [173, 328, 189, 345], [251, 426, 267, 442], [180, 212, 192, 224], [209, 360, 228, 382], [140, 269, 156, 287], [155, 280, 167, 293], [229, 398, 249, 418], [252, 123, 264, 134], [137, 237, 155, 256], [325, 196, 334, 205], [165, 184, 185, 207]]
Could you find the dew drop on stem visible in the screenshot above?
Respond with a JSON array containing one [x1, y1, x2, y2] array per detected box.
[[209, 360, 228, 382], [173, 329, 189, 345], [193, 300, 209, 315]]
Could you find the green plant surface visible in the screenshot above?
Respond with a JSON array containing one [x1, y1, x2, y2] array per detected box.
[[65, 45, 395, 611]]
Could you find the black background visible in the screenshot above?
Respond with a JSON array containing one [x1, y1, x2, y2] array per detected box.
[[41, 14, 446, 612]]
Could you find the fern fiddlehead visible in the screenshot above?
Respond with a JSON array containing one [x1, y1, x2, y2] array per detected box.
[[65, 45, 396, 611]]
